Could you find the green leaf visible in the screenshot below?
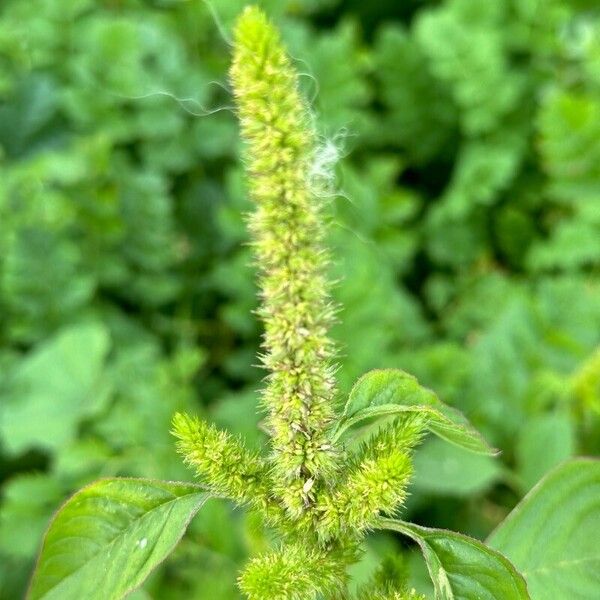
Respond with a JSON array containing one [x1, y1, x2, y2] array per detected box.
[[0, 474, 65, 559], [0, 73, 61, 158], [414, 438, 503, 497], [333, 369, 495, 455], [515, 413, 576, 492], [488, 459, 600, 599], [379, 519, 529, 600], [0, 322, 111, 455], [28, 478, 212, 600]]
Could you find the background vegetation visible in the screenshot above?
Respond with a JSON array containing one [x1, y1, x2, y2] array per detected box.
[[1, 0, 599, 598]]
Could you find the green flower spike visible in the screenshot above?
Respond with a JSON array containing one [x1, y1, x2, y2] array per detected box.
[[238, 541, 351, 600], [230, 5, 340, 515], [318, 414, 426, 538], [172, 412, 271, 512]]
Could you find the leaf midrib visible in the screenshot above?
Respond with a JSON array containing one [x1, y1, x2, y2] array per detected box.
[[523, 555, 600, 576]]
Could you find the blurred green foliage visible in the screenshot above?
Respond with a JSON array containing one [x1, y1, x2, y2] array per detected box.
[[0, 0, 599, 598]]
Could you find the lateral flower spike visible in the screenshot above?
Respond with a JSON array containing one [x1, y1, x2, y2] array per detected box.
[[318, 414, 426, 538], [172, 412, 272, 513], [238, 542, 351, 600], [230, 6, 339, 515]]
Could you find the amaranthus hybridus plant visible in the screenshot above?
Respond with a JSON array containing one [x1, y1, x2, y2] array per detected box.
[[27, 7, 596, 600], [172, 7, 431, 598]]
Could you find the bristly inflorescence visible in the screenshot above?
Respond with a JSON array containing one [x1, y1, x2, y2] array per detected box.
[[229, 5, 340, 515], [239, 541, 353, 600], [171, 6, 427, 599], [171, 413, 273, 513], [316, 414, 426, 540]]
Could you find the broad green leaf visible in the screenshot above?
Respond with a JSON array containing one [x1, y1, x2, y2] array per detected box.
[[333, 369, 495, 455], [379, 519, 529, 600], [515, 413, 575, 492], [0, 73, 61, 158], [28, 478, 211, 600], [0, 322, 111, 455], [488, 459, 600, 599], [0, 475, 64, 559], [414, 438, 503, 497]]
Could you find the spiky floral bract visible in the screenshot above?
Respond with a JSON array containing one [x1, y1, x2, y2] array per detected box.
[[318, 414, 425, 539], [230, 5, 339, 515], [172, 412, 271, 511], [238, 541, 353, 600]]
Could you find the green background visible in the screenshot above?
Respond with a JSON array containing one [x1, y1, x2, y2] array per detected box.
[[1, 0, 599, 597]]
